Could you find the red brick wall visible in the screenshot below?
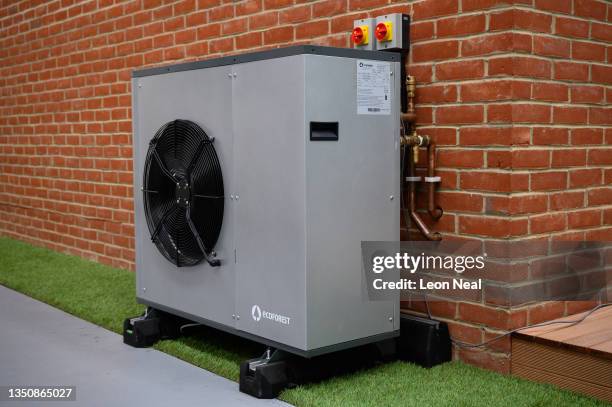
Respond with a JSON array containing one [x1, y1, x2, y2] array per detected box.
[[0, 0, 610, 373]]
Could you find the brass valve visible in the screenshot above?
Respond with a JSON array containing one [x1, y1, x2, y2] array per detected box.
[[412, 144, 419, 164], [406, 75, 416, 98]]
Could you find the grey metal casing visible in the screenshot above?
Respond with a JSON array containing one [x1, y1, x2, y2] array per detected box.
[[133, 46, 400, 356]]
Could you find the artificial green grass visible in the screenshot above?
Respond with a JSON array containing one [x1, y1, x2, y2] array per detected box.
[[0, 237, 606, 407]]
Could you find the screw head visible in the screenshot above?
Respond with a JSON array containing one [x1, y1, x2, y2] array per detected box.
[[142, 287, 146, 292], [389, 317, 393, 322], [236, 315, 240, 320], [389, 195, 394, 201]]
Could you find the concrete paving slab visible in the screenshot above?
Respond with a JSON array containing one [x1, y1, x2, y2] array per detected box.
[[0, 285, 291, 407]]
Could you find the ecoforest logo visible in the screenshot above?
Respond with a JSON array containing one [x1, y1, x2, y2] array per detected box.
[[251, 305, 291, 325]]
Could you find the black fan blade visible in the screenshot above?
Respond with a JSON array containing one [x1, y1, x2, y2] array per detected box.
[[151, 148, 178, 183], [186, 205, 220, 267], [150, 204, 178, 243]]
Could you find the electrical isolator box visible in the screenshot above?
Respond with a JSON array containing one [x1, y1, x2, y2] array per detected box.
[[375, 13, 410, 51], [352, 18, 376, 51]]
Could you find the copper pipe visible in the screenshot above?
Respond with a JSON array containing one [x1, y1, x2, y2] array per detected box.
[[407, 145, 442, 241], [427, 142, 443, 221]]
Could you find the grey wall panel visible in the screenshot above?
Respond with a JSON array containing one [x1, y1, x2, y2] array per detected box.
[[232, 56, 307, 350], [304, 55, 400, 350], [133, 66, 236, 329]]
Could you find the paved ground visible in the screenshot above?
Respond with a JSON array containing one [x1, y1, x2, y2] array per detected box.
[[0, 285, 290, 407]]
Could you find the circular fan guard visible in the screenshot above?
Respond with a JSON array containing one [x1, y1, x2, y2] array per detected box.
[[143, 119, 223, 267]]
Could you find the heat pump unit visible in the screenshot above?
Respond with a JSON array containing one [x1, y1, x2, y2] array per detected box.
[[128, 46, 401, 390]]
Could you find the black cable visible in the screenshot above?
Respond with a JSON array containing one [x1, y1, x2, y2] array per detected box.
[[451, 302, 612, 349]]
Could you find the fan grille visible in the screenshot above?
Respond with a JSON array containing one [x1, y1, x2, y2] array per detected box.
[[143, 119, 224, 267]]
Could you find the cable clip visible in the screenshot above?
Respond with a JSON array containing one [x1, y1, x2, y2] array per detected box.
[[405, 176, 422, 182], [424, 176, 441, 183]]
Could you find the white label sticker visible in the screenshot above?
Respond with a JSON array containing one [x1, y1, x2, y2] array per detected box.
[[356, 60, 391, 115]]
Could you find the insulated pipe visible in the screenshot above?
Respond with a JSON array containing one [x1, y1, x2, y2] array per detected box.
[[427, 143, 444, 221]]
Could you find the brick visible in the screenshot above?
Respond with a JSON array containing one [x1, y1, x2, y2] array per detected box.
[[459, 216, 515, 238], [437, 14, 486, 38], [535, 0, 571, 14], [513, 149, 550, 168], [509, 195, 548, 214], [571, 128, 603, 145], [263, 26, 293, 44], [462, 0, 513, 12], [513, 104, 551, 124], [592, 65, 612, 85], [553, 106, 588, 124], [461, 81, 513, 102], [264, 0, 292, 9], [236, 0, 262, 16], [249, 11, 278, 30], [313, 0, 346, 17], [550, 191, 584, 211], [490, 57, 551, 79], [591, 22, 612, 42], [574, 0, 607, 20], [436, 105, 484, 124], [528, 302, 566, 325], [279, 5, 311, 23], [551, 149, 587, 167], [571, 85, 604, 104], [411, 21, 435, 41], [295, 20, 328, 39], [222, 17, 247, 35], [462, 33, 512, 57], [531, 171, 567, 191], [409, 65, 433, 83], [534, 36, 570, 58], [461, 172, 512, 193], [458, 302, 516, 330], [533, 83, 568, 102], [487, 150, 512, 169], [416, 85, 458, 104], [489, 10, 514, 31], [555, 17, 589, 39], [460, 127, 513, 146], [588, 188, 612, 206], [554, 61, 589, 81], [530, 213, 566, 234], [590, 107, 612, 125], [533, 128, 568, 145], [588, 148, 612, 165], [209, 37, 233, 53], [436, 60, 484, 81], [412, 40, 459, 62], [437, 150, 484, 168], [412, 0, 458, 19], [235, 32, 262, 49], [568, 209, 601, 229], [514, 10, 552, 33], [572, 41, 606, 62], [569, 168, 602, 188], [437, 192, 483, 212]]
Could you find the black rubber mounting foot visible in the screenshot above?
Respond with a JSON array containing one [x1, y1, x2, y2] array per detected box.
[[398, 313, 452, 368], [239, 357, 289, 399], [123, 308, 185, 348]]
